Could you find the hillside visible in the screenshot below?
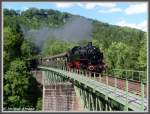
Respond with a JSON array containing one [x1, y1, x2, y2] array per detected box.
[[4, 8, 147, 71]]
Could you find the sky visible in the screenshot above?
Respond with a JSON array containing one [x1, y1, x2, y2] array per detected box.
[[2, 2, 148, 32]]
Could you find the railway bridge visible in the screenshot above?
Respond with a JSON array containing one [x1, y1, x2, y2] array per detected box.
[[32, 56, 148, 112]]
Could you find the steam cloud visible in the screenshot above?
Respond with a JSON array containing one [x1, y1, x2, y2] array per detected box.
[[22, 16, 93, 49]]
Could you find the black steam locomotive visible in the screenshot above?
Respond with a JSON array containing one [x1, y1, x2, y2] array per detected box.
[[66, 42, 107, 73]]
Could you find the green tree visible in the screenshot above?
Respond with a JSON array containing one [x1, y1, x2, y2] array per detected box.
[[4, 59, 42, 110], [4, 60, 31, 108], [138, 33, 147, 70], [36, 97, 42, 111], [21, 40, 32, 58], [4, 26, 23, 71], [4, 14, 42, 110], [105, 42, 133, 70], [42, 37, 70, 56]]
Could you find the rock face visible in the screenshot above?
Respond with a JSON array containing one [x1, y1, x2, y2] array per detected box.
[[32, 70, 84, 111]]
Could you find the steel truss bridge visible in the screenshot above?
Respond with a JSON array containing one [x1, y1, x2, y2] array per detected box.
[[36, 56, 147, 112]]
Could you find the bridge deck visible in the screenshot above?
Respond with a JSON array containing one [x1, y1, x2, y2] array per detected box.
[[38, 66, 147, 111]]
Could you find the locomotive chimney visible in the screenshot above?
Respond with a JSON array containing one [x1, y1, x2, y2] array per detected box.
[[88, 42, 92, 46]]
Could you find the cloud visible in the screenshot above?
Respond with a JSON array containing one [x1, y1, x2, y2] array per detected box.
[[84, 3, 116, 9], [125, 3, 147, 15], [55, 2, 116, 9], [98, 7, 122, 13], [55, 2, 147, 16], [109, 8, 122, 12], [116, 20, 147, 31], [55, 2, 77, 8]]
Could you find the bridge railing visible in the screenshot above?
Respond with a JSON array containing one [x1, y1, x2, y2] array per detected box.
[[39, 59, 147, 98], [110, 69, 147, 83], [39, 59, 147, 82], [60, 66, 147, 110], [79, 68, 145, 98], [48, 63, 147, 97]]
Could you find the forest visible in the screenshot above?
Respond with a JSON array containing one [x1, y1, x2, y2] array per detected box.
[[3, 8, 147, 110]]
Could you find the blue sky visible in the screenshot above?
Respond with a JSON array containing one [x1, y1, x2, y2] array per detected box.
[[2, 2, 148, 31]]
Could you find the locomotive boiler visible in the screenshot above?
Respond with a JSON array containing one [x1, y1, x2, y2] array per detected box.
[[66, 42, 107, 73]]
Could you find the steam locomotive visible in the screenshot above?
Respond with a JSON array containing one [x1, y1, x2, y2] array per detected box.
[[29, 42, 106, 73], [66, 42, 107, 73]]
